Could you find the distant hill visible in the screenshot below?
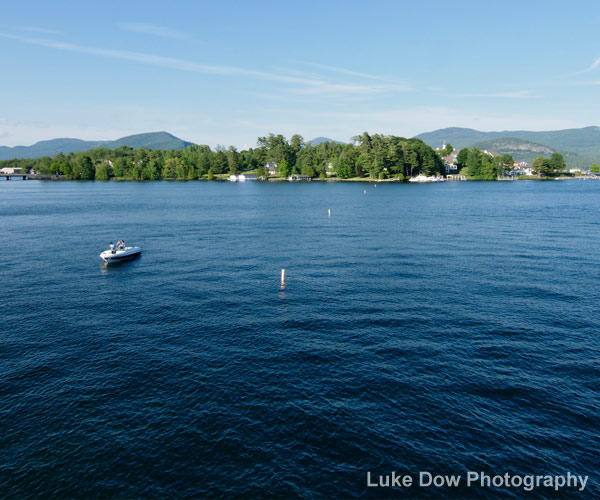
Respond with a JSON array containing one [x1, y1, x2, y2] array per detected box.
[[470, 137, 583, 167], [0, 131, 194, 160], [415, 126, 600, 168], [105, 132, 194, 151], [472, 137, 553, 155], [308, 137, 345, 145], [0, 138, 106, 160]]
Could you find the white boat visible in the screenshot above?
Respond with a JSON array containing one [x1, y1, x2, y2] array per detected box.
[[99, 245, 142, 263], [409, 174, 446, 183]]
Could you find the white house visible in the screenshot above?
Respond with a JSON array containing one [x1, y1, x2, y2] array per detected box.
[[288, 174, 311, 181], [512, 161, 533, 176], [513, 166, 534, 176], [264, 162, 278, 175], [326, 162, 336, 176]]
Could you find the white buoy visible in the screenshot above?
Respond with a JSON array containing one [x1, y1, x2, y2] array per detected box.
[[363, 190, 366, 194], [281, 269, 285, 288], [328, 208, 331, 217]]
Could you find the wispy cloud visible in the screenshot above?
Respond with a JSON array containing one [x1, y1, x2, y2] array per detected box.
[[293, 60, 400, 82], [0, 32, 411, 96], [460, 90, 535, 98], [119, 22, 185, 39], [569, 80, 600, 86], [587, 55, 600, 72], [18, 26, 64, 36], [291, 60, 412, 92], [292, 81, 412, 95]]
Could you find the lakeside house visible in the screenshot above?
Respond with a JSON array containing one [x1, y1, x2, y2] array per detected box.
[[229, 173, 258, 182], [326, 162, 336, 176], [288, 174, 311, 181], [264, 162, 278, 175], [512, 161, 534, 176], [441, 147, 459, 175]]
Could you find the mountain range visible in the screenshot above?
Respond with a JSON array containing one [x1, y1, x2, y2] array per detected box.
[[0, 133, 344, 160], [2, 128, 599, 168], [0, 132, 194, 160], [415, 126, 600, 168]]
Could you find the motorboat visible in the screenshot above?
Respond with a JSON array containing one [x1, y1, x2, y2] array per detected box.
[[99, 245, 142, 264], [409, 174, 446, 183]]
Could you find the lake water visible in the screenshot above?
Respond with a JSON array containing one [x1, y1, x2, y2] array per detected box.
[[1, 180, 599, 498]]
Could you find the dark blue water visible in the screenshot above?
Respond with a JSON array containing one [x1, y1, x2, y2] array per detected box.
[[1, 180, 599, 499]]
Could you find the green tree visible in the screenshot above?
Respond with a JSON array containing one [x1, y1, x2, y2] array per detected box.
[[187, 165, 198, 180], [591, 163, 600, 173], [73, 155, 95, 180], [227, 146, 240, 174], [278, 158, 290, 177], [111, 157, 128, 178], [501, 153, 514, 171], [95, 164, 110, 180], [456, 148, 469, 170], [141, 159, 161, 180], [549, 153, 566, 173], [163, 158, 178, 178], [533, 156, 552, 177], [175, 158, 188, 179], [211, 149, 228, 174], [290, 134, 304, 152], [301, 163, 315, 178]]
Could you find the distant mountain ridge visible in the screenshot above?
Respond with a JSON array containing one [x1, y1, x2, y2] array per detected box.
[[414, 126, 600, 168], [308, 137, 346, 145], [471, 137, 553, 155], [415, 126, 600, 151], [0, 132, 194, 160]]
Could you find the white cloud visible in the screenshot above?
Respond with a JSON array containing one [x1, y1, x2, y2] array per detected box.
[[292, 60, 406, 84], [118, 22, 185, 39], [460, 90, 535, 98], [588, 56, 600, 71], [18, 26, 64, 36], [569, 80, 600, 86], [291, 81, 412, 95]]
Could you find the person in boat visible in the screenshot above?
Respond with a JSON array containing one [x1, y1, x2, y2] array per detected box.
[[109, 242, 115, 254], [118, 240, 125, 250]]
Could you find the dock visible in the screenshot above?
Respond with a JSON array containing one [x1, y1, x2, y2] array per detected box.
[[0, 173, 65, 180]]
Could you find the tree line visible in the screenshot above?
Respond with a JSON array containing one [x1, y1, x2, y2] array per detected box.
[[0, 133, 445, 181], [455, 147, 568, 179]]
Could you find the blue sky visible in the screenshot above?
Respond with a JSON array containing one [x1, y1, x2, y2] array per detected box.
[[1, 0, 600, 148]]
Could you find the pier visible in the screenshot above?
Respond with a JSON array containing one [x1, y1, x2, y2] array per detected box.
[[0, 173, 65, 180], [0, 173, 28, 180]]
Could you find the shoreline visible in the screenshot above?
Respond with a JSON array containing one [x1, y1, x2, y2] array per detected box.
[[3, 175, 599, 183]]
